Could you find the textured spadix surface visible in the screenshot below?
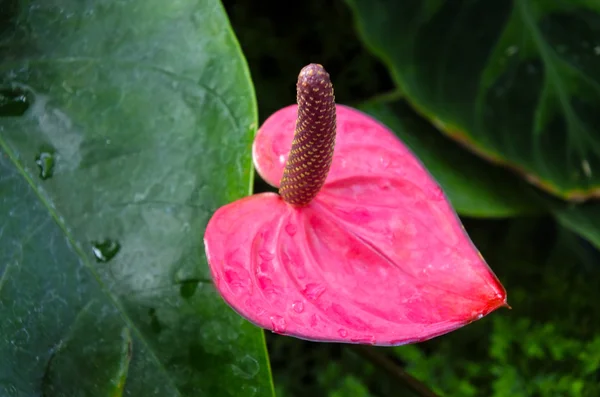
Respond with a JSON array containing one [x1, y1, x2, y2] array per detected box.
[[205, 105, 507, 345]]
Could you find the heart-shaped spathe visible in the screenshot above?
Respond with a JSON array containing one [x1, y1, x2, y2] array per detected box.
[[204, 104, 507, 345]]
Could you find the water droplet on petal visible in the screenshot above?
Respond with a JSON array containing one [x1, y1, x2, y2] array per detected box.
[[224, 269, 251, 295], [292, 301, 304, 313], [0, 87, 32, 116], [270, 315, 287, 333], [310, 314, 318, 327], [338, 329, 348, 338], [378, 179, 391, 191], [285, 223, 297, 236], [379, 155, 390, 168], [303, 283, 326, 300], [258, 250, 274, 261], [91, 239, 121, 262], [430, 184, 444, 201], [35, 151, 55, 180]]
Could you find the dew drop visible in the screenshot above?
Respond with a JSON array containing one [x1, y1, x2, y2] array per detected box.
[[258, 250, 274, 261], [378, 180, 391, 191], [430, 184, 444, 201], [91, 239, 121, 262], [35, 151, 55, 180], [231, 355, 260, 380], [0, 87, 32, 117], [292, 301, 304, 313], [505, 45, 518, 56], [179, 280, 199, 299], [241, 386, 257, 397], [303, 283, 326, 300], [378, 155, 390, 168], [338, 328, 348, 338], [285, 223, 297, 236], [148, 308, 162, 334], [270, 315, 287, 333], [582, 160, 592, 178], [4, 384, 18, 396]]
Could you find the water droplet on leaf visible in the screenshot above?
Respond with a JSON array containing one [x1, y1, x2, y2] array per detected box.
[[91, 239, 121, 262], [148, 308, 162, 334], [505, 45, 518, 56], [35, 151, 55, 180], [270, 315, 287, 333], [180, 280, 198, 299], [0, 87, 32, 116], [231, 355, 259, 380]]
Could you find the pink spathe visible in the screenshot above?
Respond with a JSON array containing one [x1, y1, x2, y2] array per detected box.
[[204, 104, 507, 346]]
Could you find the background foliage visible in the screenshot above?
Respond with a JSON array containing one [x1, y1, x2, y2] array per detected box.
[[225, 0, 600, 396], [1, 0, 599, 396]]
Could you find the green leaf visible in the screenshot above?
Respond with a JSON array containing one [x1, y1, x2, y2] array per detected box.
[[548, 200, 600, 250], [345, 0, 600, 200], [0, 1, 274, 396], [358, 98, 539, 218], [42, 302, 133, 397]]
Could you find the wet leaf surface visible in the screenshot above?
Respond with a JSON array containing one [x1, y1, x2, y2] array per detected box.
[[0, 1, 273, 395]]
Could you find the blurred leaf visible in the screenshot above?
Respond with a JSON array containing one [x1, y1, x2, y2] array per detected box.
[[549, 200, 600, 250], [345, 0, 600, 200], [359, 99, 539, 218], [0, 0, 273, 396], [223, 0, 394, 122]]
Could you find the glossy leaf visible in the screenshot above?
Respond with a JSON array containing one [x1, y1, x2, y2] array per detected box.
[[42, 302, 132, 397], [549, 200, 600, 250], [359, 99, 539, 218], [206, 104, 507, 346], [0, 1, 273, 396], [345, 0, 600, 200]]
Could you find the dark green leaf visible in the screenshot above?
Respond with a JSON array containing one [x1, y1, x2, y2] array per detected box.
[[346, 0, 600, 200], [0, 1, 273, 396], [42, 302, 132, 397], [548, 200, 600, 250], [359, 99, 539, 218]]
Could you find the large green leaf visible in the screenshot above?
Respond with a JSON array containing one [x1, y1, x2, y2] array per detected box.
[[0, 1, 274, 396], [548, 199, 600, 250], [345, 0, 600, 201], [359, 98, 539, 218]]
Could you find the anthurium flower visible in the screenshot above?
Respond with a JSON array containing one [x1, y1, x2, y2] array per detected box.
[[204, 64, 507, 345]]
